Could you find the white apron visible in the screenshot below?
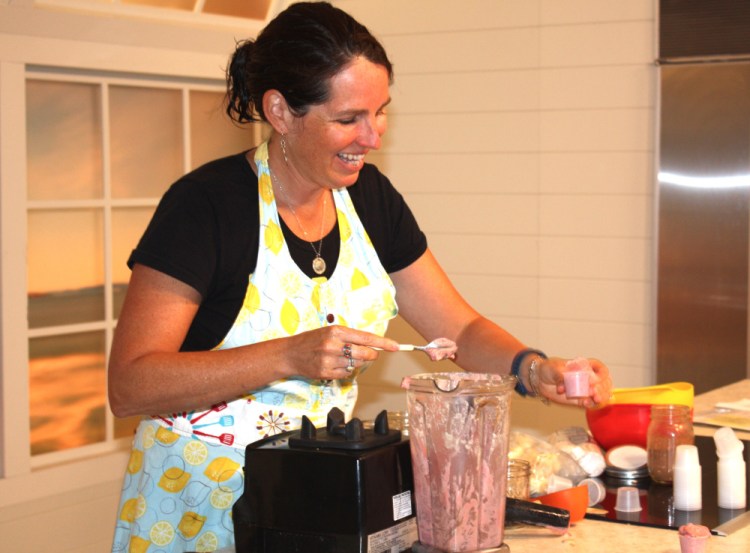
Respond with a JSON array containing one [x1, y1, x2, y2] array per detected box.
[[111, 142, 398, 552]]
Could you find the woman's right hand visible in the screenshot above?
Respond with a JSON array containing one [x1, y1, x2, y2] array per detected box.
[[281, 325, 400, 381]]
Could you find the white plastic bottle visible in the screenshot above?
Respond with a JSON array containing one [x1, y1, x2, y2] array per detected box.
[[713, 426, 747, 509]]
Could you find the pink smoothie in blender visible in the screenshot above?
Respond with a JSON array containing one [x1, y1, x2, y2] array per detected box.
[[404, 372, 515, 552]]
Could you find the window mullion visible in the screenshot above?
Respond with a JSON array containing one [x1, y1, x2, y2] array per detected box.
[[102, 82, 115, 443], [1, 61, 33, 478]]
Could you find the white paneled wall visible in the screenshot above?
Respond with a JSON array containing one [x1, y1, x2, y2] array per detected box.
[[345, 0, 658, 421]]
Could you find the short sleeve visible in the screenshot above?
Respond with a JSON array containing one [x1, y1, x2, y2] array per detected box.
[[348, 164, 427, 273]]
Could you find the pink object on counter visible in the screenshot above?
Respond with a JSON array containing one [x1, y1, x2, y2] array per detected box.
[[564, 357, 592, 398], [679, 524, 711, 553]]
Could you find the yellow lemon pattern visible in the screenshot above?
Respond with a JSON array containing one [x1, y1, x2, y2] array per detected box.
[[241, 281, 261, 315], [338, 207, 352, 241], [178, 511, 207, 539], [204, 457, 241, 483], [264, 220, 283, 254], [279, 298, 300, 335], [119, 494, 146, 522], [209, 487, 234, 510], [350, 268, 370, 290], [142, 424, 156, 449], [149, 520, 175, 547], [155, 425, 179, 445], [114, 140, 397, 551], [259, 171, 273, 204], [158, 466, 191, 493], [183, 440, 209, 466], [126, 449, 143, 474], [196, 531, 219, 552], [128, 535, 150, 553]]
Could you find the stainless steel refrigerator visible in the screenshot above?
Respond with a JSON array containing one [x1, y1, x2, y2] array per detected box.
[[657, 61, 750, 392]]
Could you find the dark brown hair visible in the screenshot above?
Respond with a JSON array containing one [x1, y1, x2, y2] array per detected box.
[[226, 1, 393, 123]]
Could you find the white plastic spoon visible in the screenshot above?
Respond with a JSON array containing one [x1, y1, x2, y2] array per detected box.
[[391, 338, 458, 361]]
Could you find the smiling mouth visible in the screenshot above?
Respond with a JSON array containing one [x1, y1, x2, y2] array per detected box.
[[338, 152, 365, 166]]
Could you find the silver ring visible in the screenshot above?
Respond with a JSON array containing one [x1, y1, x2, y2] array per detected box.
[[345, 356, 355, 372], [342, 343, 352, 358]]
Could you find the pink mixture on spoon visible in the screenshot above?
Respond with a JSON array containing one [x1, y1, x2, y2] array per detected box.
[[422, 338, 458, 361]]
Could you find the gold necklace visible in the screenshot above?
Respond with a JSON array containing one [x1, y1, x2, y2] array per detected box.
[[270, 166, 328, 275]]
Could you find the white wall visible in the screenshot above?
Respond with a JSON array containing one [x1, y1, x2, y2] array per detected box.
[[351, 0, 657, 431], [0, 1, 657, 551]]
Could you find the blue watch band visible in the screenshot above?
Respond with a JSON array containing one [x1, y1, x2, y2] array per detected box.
[[510, 348, 548, 396]]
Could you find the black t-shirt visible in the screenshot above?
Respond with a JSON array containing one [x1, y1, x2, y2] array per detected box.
[[128, 152, 427, 351]]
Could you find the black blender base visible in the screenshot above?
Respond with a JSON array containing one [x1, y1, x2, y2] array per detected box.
[[412, 542, 510, 553]]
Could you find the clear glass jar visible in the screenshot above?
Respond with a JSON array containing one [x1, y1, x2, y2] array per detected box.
[[646, 404, 694, 484], [507, 458, 531, 500], [505, 458, 531, 529], [387, 410, 409, 436]]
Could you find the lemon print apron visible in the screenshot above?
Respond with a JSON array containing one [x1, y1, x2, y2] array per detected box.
[[112, 142, 398, 553]]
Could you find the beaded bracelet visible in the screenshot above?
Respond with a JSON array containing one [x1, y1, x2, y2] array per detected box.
[[528, 355, 550, 404], [510, 347, 548, 397]]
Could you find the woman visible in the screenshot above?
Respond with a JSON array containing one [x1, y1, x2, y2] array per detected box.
[[109, 2, 612, 552]]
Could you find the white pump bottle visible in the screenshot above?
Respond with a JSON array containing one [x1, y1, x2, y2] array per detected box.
[[713, 426, 746, 510]]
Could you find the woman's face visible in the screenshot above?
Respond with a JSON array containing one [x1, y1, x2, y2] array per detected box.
[[285, 56, 390, 190]]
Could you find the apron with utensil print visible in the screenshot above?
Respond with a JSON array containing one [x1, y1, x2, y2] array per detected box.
[[111, 141, 398, 553]]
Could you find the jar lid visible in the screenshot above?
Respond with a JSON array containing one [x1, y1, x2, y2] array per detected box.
[[604, 445, 649, 480], [604, 464, 650, 480], [605, 445, 648, 470]]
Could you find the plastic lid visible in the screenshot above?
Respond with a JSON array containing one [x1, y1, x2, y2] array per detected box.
[[606, 445, 648, 470], [674, 444, 700, 469], [580, 477, 606, 506], [714, 426, 744, 458], [578, 451, 606, 477], [615, 486, 642, 512]]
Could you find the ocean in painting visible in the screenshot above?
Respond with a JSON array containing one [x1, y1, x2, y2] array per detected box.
[[28, 284, 139, 455]]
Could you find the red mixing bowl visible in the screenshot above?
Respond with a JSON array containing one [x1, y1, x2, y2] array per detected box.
[[585, 403, 652, 451], [585, 382, 694, 452]]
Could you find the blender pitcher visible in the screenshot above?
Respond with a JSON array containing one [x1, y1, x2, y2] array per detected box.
[[404, 372, 515, 552]]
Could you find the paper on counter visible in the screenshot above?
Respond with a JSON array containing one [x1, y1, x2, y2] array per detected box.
[[715, 398, 750, 412], [694, 403, 750, 432]]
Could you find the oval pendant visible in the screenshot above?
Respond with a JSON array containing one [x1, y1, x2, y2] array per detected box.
[[312, 256, 326, 275]]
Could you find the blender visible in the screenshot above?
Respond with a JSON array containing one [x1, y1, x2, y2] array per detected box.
[[405, 372, 515, 552]]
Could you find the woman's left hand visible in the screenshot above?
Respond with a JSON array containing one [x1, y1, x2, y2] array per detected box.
[[536, 357, 613, 408]]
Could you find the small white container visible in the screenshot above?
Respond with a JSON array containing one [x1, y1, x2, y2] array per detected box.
[[580, 477, 606, 506], [563, 357, 592, 399], [546, 474, 574, 494], [714, 426, 747, 509], [563, 370, 591, 398], [673, 444, 702, 511], [615, 486, 642, 512]]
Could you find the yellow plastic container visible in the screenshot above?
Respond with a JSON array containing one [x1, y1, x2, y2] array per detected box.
[[609, 382, 694, 407]]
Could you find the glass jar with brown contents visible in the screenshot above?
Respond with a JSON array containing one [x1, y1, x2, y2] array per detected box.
[[646, 404, 694, 484]]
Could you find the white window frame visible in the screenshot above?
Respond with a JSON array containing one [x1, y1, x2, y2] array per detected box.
[[37, 0, 274, 30], [26, 69, 240, 468], [0, 9, 266, 506]]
